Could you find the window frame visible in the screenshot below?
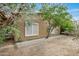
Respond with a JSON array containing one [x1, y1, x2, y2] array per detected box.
[[25, 23, 39, 36]]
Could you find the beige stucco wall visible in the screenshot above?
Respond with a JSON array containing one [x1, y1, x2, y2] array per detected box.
[[17, 14, 48, 41], [51, 27, 60, 35]]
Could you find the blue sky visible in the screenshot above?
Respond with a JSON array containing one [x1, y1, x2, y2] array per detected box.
[[66, 3, 79, 20], [35, 3, 79, 20]]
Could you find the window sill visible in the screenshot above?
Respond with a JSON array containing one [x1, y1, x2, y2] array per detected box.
[[25, 34, 39, 36]]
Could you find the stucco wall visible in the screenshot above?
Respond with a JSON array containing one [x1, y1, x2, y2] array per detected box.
[[17, 14, 48, 41], [51, 27, 60, 35]]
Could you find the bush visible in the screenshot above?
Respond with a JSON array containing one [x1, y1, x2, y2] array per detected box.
[[60, 20, 74, 32]]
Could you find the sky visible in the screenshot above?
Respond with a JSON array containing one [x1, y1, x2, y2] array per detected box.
[[66, 3, 79, 20], [35, 3, 79, 20]]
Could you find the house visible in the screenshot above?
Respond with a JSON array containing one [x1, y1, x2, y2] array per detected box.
[[16, 12, 60, 41]]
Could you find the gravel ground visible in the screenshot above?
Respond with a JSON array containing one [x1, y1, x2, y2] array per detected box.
[[0, 35, 79, 56]]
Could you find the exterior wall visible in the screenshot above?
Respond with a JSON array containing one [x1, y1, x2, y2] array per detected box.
[[51, 26, 60, 35], [17, 14, 48, 41], [16, 15, 25, 41]]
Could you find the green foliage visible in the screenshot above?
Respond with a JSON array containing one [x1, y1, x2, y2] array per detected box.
[[0, 3, 36, 44], [25, 20, 32, 26], [0, 3, 36, 15], [61, 20, 74, 32], [0, 22, 20, 44], [40, 4, 74, 37], [0, 28, 6, 43]]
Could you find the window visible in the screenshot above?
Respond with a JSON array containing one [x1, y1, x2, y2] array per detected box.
[[25, 23, 39, 36]]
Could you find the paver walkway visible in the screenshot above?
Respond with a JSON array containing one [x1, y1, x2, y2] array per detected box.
[[0, 35, 79, 56]]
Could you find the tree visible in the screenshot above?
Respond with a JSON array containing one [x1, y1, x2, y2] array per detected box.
[[0, 3, 36, 43], [40, 4, 74, 38]]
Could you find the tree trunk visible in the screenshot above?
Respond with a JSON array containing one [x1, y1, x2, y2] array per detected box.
[[46, 30, 50, 38], [60, 26, 64, 34], [46, 25, 54, 39]]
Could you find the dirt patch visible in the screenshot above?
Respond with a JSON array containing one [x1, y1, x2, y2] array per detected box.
[[0, 39, 15, 48], [0, 35, 79, 56]]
